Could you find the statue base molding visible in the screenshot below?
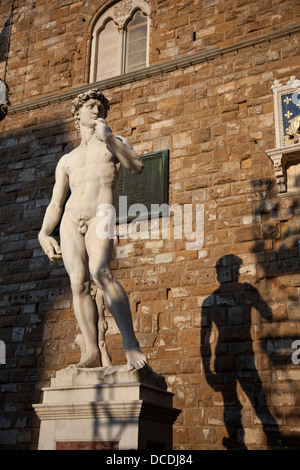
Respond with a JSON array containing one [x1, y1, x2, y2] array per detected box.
[[33, 365, 181, 450]]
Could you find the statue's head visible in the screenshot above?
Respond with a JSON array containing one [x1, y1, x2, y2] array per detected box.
[[216, 254, 243, 283], [71, 89, 110, 132]]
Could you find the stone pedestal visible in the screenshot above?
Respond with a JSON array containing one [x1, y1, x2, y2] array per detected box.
[[33, 365, 181, 450]]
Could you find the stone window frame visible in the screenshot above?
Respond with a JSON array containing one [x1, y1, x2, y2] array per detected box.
[[266, 76, 300, 194], [89, 0, 151, 83]]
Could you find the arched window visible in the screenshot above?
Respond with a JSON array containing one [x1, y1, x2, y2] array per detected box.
[[90, 1, 151, 83]]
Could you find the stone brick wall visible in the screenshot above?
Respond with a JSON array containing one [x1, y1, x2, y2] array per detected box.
[[1, 0, 300, 450]]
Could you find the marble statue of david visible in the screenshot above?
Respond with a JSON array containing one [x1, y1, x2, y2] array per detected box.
[[38, 89, 147, 371]]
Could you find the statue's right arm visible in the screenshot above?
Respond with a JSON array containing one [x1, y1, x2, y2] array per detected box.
[[38, 157, 69, 261]]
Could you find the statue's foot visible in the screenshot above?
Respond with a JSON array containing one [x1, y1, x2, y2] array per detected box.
[[68, 350, 99, 369], [126, 348, 147, 371]]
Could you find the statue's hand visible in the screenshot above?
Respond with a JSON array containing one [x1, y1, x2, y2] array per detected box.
[[95, 118, 112, 142], [38, 234, 62, 262]]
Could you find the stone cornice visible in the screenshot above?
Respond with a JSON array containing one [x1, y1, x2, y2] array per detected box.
[[33, 399, 180, 423], [266, 143, 300, 158], [7, 22, 300, 116]]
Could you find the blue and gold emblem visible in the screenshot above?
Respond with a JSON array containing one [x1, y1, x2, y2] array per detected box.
[[282, 91, 300, 145]]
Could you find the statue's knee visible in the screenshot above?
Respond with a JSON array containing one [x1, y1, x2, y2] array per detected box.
[[92, 267, 112, 287], [71, 280, 89, 297]]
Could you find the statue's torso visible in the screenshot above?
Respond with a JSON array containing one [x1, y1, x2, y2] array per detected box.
[[63, 140, 120, 220]]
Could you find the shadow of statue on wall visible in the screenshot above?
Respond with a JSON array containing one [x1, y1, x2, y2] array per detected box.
[[201, 254, 280, 450]]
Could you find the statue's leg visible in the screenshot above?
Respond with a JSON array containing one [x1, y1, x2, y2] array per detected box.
[[85, 217, 147, 370], [95, 288, 112, 366], [60, 214, 99, 367]]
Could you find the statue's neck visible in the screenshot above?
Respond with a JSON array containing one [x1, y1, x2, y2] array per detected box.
[[79, 126, 96, 146]]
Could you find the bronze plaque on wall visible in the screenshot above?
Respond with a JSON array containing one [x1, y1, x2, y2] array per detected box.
[[114, 149, 169, 224]]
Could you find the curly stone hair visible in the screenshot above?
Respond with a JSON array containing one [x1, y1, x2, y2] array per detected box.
[[71, 89, 110, 132]]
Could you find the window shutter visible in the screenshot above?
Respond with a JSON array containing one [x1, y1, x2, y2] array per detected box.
[[125, 11, 147, 74], [97, 21, 119, 81], [287, 162, 300, 192]]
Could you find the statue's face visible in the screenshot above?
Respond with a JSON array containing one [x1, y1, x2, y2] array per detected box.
[[79, 99, 105, 129]]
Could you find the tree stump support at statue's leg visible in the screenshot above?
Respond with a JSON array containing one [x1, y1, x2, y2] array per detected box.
[[75, 285, 112, 367], [95, 287, 112, 367]]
